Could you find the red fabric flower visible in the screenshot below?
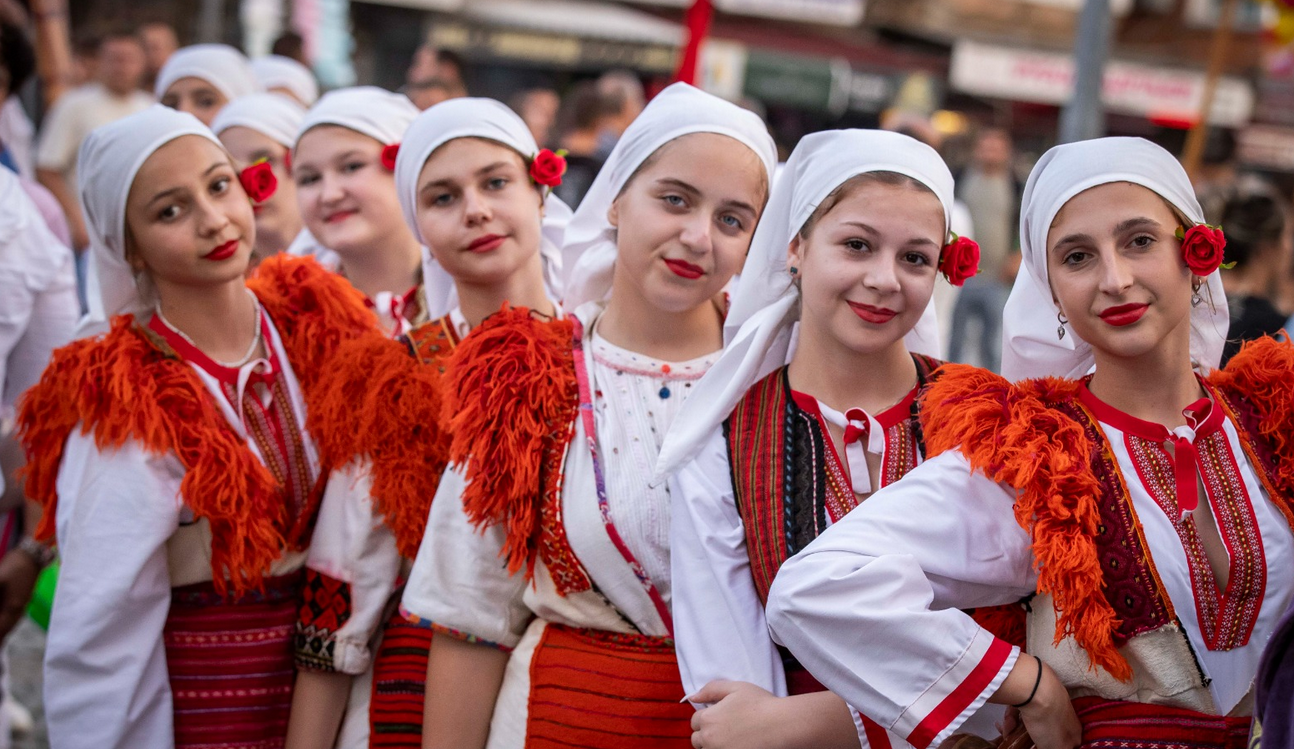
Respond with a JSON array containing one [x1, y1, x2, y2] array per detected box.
[[239, 161, 277, 203], [381, 143, 400, 171], [530, 149, 567, 188], [938, 233, 980, 287], [1178, 223, 1227, 276]]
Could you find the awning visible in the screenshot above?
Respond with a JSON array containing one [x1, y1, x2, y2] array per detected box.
[[427, 0, 683, 72]]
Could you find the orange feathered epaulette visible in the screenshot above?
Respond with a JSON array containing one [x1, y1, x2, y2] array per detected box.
[[919, 364, 1132, 681], [440, 305, 578, 578], [307, 332, 449, 559], [1209, 335, 1294, 506], [17, 255, 378, 598]]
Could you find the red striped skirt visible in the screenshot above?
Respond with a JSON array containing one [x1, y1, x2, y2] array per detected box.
[[369, 611, 433, 748], [164, 571, 302, 749], [1074, 697, 1251, 749], [524, 624, 693, 748]]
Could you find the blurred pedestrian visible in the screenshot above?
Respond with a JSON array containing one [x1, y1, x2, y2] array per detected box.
[[0, 17, 36, 177], [136, 20, 177, 93], [552, 81, 609, 208], [594, 69, 644, 156], [508, 86, 559, 147], [156, 43, 260, 126], [35, 27, 151, 253], [1219, 187, 1289, 364], [949, 127, 1020, 371]]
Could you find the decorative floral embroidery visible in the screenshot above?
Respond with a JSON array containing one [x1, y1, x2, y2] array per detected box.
[[295, 569, 352, 672]]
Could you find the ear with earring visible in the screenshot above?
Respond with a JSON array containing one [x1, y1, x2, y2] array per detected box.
[[1191, 279, 1203, 307], [789, 266, 800, 288], [1057, 310, 1068, 340]]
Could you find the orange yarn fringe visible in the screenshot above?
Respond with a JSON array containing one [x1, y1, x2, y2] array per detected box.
[[1209, 336, 1294, 518], [919, 365, 1132, 681], [307, 332, 449, 559], [18, 255, 376, 598], [441, 305, 578, 578]]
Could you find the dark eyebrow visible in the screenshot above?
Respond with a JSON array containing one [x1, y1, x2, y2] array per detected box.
[[841, 221, 938, 247], [1114, 216, 1162, 234], [249, 149, 275, 163], [421, 161, 514, 194], [147, 160, 226, 206], [658, 177, 758, 215]]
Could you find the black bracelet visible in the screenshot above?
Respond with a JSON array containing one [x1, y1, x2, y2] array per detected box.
[[1011, 654, 1043, 708]]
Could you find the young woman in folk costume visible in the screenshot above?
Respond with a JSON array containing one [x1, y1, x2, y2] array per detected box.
[[212, 92, 315, 264], [402, 82, 776, 749], [293, 87, 456, 336], [654, 129, 1025, 749], [766, 137, 1294, 749], [15, 105, 381, 748], [156, 44, 261, 127], [284, 97, 572, 749]]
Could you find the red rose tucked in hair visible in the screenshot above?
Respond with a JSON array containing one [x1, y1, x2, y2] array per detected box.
[[239, 161, 277, 203], [381, 143, 400, 171], [1178, 223, 1227, 276], [530, 149, 567, 188], [938, 233, 980, 287]]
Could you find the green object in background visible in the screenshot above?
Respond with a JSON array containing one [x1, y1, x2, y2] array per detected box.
[[26, 560, 57, 630]]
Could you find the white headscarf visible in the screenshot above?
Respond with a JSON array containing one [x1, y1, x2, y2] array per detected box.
[[154, 44, 260, 102], [561, 82, 778, 311], [655, 129, 951, 478], [1002, 137, 1229, 381], [394, 97, 573, 305], [76, 105, 225, 337], [251, 55, 319, 105], [211, 92, 307, 148], [295, 86, 417, 151]]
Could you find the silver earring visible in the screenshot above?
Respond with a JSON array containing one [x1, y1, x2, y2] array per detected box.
[[1191, 290, 1203, 307], [1057, 311, 1068, 340]]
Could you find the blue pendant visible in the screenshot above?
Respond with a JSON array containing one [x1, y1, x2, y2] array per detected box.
[[659, 386, 671, 399]]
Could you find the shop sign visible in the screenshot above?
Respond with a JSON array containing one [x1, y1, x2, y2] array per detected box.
[[950, 40, 1254, 128]]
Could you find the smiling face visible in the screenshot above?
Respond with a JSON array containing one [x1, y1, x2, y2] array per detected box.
[[123, 135, 254, 295], [160, 76, 229, 126], [607, 132, 767, 314], [293, 125, 410, 258], [218, 125, 301, 259], [415, 137, 545, 288], [1046, 181, 1195, 362], [789, 174, 944, 357]]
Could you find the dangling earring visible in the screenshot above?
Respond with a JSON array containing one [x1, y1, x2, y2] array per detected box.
[[1057, 311, 1068, 340], [1191, 285, 1203, 307]]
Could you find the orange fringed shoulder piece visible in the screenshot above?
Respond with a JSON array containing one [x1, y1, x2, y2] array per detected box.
[[919, 364, 1132, 681], [1209, 335, 1294, 502], [15, 318, 290, 598], [308, 332, 450, 559], [247, 254, 379, 388], [441, 305, 578, 578]]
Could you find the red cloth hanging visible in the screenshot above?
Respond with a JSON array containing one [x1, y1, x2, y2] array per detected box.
[[673, 0, 714, 85]]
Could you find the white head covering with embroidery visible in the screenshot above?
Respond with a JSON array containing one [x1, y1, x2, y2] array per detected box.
[[250, 55, 319, 105], [154, 44, 260, 102], [394, 97, 572, 305], [560, 82, 777, 312], [76, 105, 226, 337], [1002, 136, 1229, 381], [211, 92, 307, 148], [655, 129, 950, 479]]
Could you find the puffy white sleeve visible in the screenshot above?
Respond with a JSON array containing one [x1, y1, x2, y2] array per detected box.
[[669, 427, 786, 698], [401, 466, 531, 650], [297, 460, 403, 674], [766, 449, 1037, 749], [45, 433, 181, 749]]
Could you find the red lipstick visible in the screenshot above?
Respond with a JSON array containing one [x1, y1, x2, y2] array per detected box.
[[664, 258, 704, 279], [1098, 303, 1149, 327], [467, 234, 506, 253], [324, 209, 356, 224], [848, 302, 898, 324], [203, 239, 239, 261]]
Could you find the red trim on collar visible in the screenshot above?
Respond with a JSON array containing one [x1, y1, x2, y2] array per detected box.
[[148, 309, 280, 387], [1077, 378, 1222, 441]]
